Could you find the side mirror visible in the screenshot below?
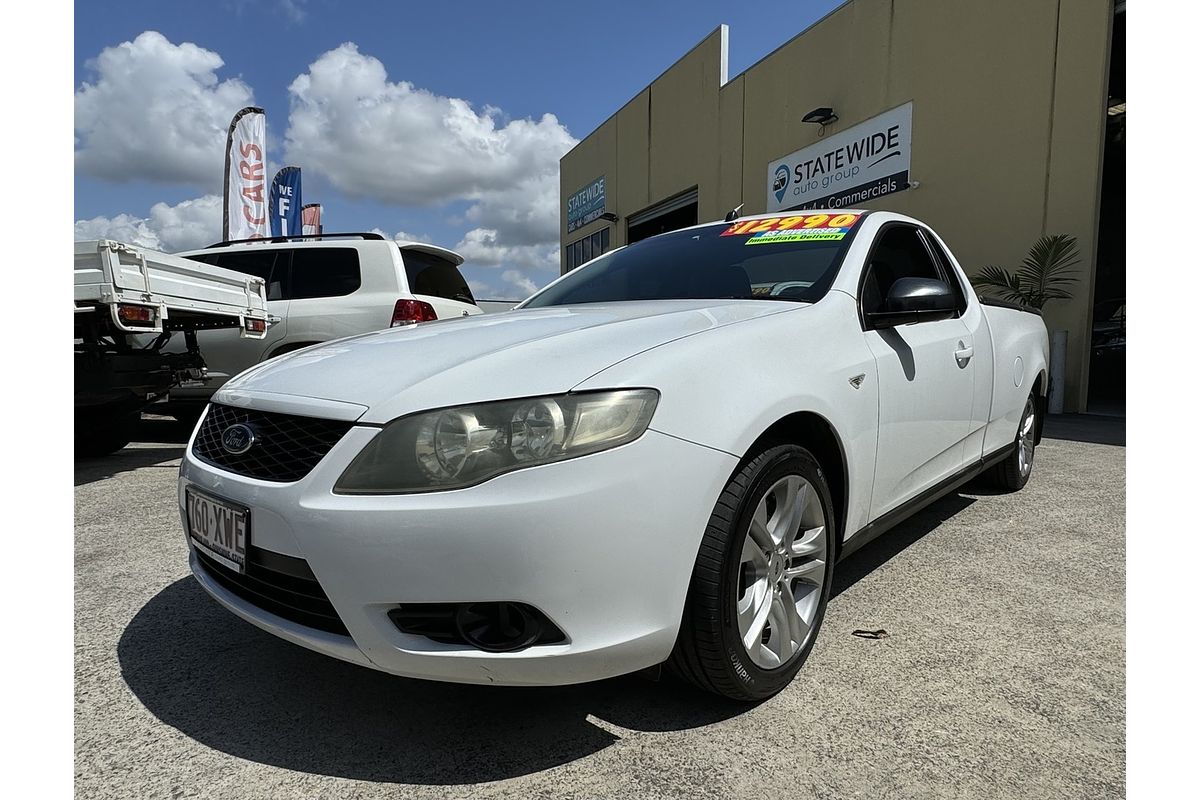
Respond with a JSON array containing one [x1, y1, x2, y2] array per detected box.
[[868, 277, 957, 328]]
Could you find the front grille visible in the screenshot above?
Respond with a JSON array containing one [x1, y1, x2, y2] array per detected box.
[[193, 403, 353, 482], [195, 546, 349, 636]]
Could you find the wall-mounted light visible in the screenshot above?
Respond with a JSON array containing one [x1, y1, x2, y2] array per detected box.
[[801, 107, 839, 126], [598, 212, 619, 223]]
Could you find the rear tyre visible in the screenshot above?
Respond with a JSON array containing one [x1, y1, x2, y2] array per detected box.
[[668, 444, 835, 702], [74, 411, 139, 458], [988, 393, 1038, 491]]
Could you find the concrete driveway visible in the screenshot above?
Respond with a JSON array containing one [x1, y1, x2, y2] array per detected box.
[[75, 415, 1125, 799]]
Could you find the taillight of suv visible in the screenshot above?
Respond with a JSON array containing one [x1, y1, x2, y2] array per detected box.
[[391, 299, 438, 327]]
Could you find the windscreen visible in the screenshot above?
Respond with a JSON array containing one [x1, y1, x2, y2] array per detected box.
[[525, 212, 864, 308]]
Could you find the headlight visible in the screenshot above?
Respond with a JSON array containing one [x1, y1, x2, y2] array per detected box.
[[334, 389, 659, 494]]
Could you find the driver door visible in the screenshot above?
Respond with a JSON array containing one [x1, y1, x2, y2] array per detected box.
[[860, 224, 975, 520]]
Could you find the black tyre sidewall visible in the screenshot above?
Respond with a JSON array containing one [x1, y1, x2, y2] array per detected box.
[[718, 446, 835, 699], [74, 411, 138, 458]]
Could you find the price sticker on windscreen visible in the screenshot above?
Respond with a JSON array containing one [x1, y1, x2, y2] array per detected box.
[[721, 213, 862, 244]]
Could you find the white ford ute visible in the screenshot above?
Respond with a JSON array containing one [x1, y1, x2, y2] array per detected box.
[[179, 210, 1049, 701]]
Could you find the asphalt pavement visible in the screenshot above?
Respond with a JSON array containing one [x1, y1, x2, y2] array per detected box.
[[74, 414, 1125, 799]]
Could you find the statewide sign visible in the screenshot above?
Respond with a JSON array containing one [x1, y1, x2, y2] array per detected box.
[[766, 102, 913, 213], [566, 176, 606, 234]]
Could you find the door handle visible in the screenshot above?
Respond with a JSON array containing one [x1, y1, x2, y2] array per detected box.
[[954, 341, 974, 367]]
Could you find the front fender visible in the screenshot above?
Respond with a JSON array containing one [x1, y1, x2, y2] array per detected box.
[[574, 292, 880, 537]]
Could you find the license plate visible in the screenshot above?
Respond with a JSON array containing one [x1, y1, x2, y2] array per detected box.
[[186, 488, 249, 572]]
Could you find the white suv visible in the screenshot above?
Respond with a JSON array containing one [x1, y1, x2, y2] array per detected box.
[[166, 233, 482, 418]]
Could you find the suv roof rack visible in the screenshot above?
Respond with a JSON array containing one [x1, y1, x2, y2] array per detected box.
[[203, 232, 386, 248]]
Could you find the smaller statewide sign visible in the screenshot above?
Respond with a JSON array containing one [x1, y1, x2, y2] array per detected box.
[[566, 176, 606, 234]]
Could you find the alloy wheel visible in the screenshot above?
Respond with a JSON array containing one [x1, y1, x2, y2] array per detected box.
[[1017, 398, 1036, 478], [736, 475, 828, 670]]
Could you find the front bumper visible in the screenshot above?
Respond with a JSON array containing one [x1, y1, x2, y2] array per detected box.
[[179, 416, 738, 686]]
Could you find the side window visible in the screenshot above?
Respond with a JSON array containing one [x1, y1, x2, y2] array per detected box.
[[402, 249, 474, 303], [186, 250, 288, 301], [919, 230, 970, 314], [289, 248, 361, 299], [860, 225, 943, 316]]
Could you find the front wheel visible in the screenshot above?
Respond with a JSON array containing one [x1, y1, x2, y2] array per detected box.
[[668, 444, 835, 701]]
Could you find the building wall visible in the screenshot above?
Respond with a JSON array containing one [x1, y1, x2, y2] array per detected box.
[[560, 0, 1113, 412]]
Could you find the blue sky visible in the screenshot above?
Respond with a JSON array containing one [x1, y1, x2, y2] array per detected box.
[[74, 0, 843, 298]]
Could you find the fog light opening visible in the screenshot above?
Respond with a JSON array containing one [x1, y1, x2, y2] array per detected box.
[[455, 602, 542, 653], [388, 602, 566, 650]]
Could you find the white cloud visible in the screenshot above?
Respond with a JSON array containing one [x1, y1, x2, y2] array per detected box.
[[284, 43, 574, 273], [501, 269, 540, 297], [467, 278, 497, 298], [75, 31, 255, 187], [74, 195, 223, 253], [73, 214, 162, 250], [279, 0, 308, 24], [285, 44, 575, 206], [368, 227, 433, 243], [453, 228, 557, 272], [463, 172, 560, 247]]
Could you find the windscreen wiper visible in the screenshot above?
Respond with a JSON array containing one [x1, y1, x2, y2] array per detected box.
[[722, 295, 809, 302]]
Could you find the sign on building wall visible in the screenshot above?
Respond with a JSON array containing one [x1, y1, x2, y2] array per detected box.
[[766, 102, 913, 213], [566, 176, 606, 233]]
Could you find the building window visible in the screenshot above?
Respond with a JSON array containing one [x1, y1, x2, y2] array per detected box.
[[565, 227, 611, 271]]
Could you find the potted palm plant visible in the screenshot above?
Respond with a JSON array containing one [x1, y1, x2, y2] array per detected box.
[[973, 234, 1080, 310], [973, 234, 1080, 414]]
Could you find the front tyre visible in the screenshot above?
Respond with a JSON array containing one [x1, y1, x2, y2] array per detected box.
[[669, 444, 835, 701]]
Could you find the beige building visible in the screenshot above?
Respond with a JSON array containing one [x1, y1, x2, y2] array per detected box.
[[560, 0, 1124, 415]]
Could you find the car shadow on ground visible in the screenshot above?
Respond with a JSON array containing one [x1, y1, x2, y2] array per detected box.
[[74, 445, 184, 487], [831, 491, 975, 599], [118, 579, 747, 785], [117, 488, 981, 786]]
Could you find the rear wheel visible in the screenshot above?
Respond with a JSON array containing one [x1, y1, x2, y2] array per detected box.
[[988, 393, 1038, 491], [669, 444, 835, 701], [74, 411, 139, 458]]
